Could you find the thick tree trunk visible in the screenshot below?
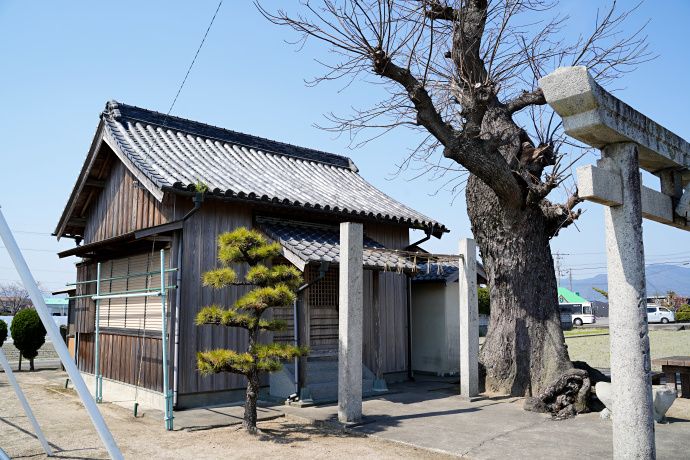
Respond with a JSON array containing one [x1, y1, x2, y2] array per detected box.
[[468, 175, 573, 396]]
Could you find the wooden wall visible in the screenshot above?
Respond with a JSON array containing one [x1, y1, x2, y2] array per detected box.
[[77, 332, 163, 392], [177, 200, 255, 396], [74, 263, 96, 334], [362, 222, 410, 375], [84, 159, 175, 244]]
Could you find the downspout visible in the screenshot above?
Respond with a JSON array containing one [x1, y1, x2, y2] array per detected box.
[[404, 228, 432, 251], [407, 277, 414, 381], [172, 234, 182, 406], [292, 261, 330, 394], [173, 192, 204, 407]]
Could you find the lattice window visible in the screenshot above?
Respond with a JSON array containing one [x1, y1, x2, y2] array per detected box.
[[307, 266, 339, 308]]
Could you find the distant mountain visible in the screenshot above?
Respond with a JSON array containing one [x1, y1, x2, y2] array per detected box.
[[567, 264, 690, 302]]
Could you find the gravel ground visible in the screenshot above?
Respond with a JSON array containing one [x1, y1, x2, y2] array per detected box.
[[565, 330, 690, 371], [0, 370, 457, 460]]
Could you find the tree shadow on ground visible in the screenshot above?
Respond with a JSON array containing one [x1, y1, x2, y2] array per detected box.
[[254, 421, 362, 445]]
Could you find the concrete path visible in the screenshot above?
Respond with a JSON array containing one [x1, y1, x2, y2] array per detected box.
[[170, 377, 690, 460]]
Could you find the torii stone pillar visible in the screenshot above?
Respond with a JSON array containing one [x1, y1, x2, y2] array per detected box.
[[458, 238, 481, 400], [541, 66, 690, 460], [338, 222, 363, 422]]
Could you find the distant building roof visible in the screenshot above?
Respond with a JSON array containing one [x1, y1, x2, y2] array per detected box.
[[44, 298, 68, 307], [257, 218, 417, 272], [412, 262, 487, 285], [557, 287, 589, 304], [55, 100, 448, 239]]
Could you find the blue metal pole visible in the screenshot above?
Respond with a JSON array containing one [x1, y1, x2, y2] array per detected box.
[[95, 262, 102, 403], [160, 250, 173, 430]]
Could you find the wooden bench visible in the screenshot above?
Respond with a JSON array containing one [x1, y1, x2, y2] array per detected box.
[[651, 356, 690, 398], [651, 371, 664, 385]]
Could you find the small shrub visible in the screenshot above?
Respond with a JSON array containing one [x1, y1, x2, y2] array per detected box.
[[10, 309, 46, 370], [676, 310, 690, 323], [478, 287, 490, 316], [0, 319, 7, 347]]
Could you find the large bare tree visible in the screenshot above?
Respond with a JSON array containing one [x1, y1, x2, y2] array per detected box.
[[259, 0, 652, 408]]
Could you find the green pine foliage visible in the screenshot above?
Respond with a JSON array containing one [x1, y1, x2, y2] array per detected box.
[[202, 267, 236, 289], [0, 319, 7, 347], [195, 227, 309, 430]]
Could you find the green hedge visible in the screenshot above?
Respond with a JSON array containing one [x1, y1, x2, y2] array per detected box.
[[677, 311, 690, 323]]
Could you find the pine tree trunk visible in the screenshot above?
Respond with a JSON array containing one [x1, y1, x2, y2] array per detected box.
[[468, 175, 573, 396], [243, 324, 260, 432], [243, 370, 260, 432], [18, 351, 22, 371], [29, 356, 34, 371]]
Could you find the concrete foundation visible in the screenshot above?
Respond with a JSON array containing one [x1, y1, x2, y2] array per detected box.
[[80, 372, 165, 411], [338, 222, 363, 422]]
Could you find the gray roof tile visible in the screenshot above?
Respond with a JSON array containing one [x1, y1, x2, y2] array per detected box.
[[257, 219, 417, 271], [100, 100, 447, 233]]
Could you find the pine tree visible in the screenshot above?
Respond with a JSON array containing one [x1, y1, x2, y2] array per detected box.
[[195, 228, 308, 431]]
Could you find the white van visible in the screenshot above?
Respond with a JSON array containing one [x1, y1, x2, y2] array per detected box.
[[647, 306, 675, 323], [561, 303, 596, 326]]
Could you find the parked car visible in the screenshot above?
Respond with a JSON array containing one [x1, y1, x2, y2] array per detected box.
[[647, 306, 675, 324]]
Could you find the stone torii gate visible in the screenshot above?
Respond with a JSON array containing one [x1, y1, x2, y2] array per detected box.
[[540, 66, 690, 460]]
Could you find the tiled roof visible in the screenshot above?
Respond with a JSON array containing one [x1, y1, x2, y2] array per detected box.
[[413, 263, 459, 282], [101, 100, 447, 234], [413, 262, 487, 284], [257, 218, 417, 271]]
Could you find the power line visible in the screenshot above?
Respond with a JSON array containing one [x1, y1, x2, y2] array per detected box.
[[167, 1, 223, 117], [141, 0, 224, 163], [0, 267, 74, 274], [0, 246, 57, 253]]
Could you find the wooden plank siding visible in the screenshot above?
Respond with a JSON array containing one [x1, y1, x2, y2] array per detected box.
[[77, 332, 164, 392], [83, 158, 175, 244], [177, 200, 256, 397], [362, 222, 410, 376]]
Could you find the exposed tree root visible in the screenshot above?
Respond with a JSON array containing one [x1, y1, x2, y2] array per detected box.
[[524, 368, 590, 420]]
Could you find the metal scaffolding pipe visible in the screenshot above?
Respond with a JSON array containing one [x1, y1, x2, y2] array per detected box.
[[0, 347, 53, 456], [66, 268, 178, 286], [0, 206, 123, 460]]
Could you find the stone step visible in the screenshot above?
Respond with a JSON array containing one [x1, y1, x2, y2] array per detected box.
[[305, 370, 339, 385]]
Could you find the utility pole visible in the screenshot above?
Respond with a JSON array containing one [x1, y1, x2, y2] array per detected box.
[[569, 268, 573, 292], [555, 251, 561, 287]]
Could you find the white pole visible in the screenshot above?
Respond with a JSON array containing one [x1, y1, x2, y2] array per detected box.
[[0, 347, 53, 456], [0, 206, 124, 460]]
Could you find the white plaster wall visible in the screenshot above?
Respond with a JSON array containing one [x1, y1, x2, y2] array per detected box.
[[411, 283, 457, 373], [444, 282, 460, 373]]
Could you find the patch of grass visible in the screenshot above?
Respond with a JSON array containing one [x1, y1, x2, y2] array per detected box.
[[564, 328, 609, 336]]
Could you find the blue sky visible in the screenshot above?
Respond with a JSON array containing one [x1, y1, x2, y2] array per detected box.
[[1, 1, 689, 294]]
